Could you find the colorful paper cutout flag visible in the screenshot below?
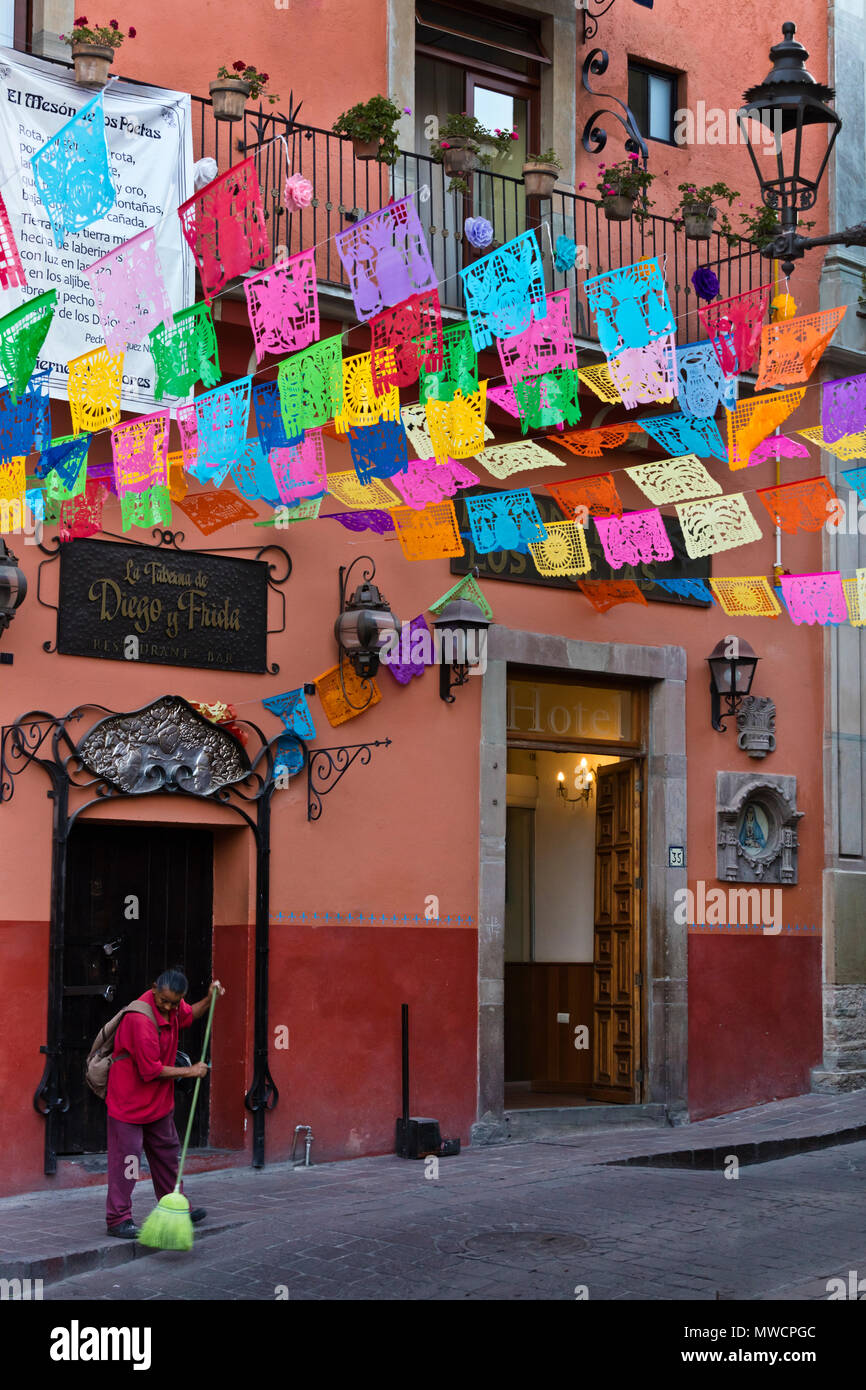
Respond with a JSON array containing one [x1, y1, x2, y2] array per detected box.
[[727, 389, 806, 469], [756, 476, 837, 534], [391, 455, 479, 510], [585, 257, 675, 357], [382, 615, 432, 685], [68, 346, 123, 433], [391, 502, 465, 561], [606, 336, 678, 409], [594, 509, 673, 569], [843, 573, 866, 626], [30, 92, 115, 247], [653, 577, 714, 602], [231, 438, 280, 506], [709, 576, 782, 618], [37, 433, 89, 488], [485, 383, 519, 418], [273, 735, 304, 777], [460, 230, 547, 351], [167, 452, 188, 502], [625, 454, 721, 505], [111, 411, 170, 497], [270, 429, 328, 501], [0, 369, 50, 461], [173, 489, 259, 535], [429, 573, 493, 621], [419, 320, 477, 403], [265, 497, 322, 525], [477, 440, 562, 480], [326, 471, 401, 510], [244, 248, 319, 362], [780, 571, 848, 626], [577, 363, 620, 403], [496, 288, 577, 384], [547, 472, 622, 520], [86, 227, 172, 355], [178, 377, 252, 486], [278, 335, 343, 442], [0, 457, 25, 510], [747, 434, 810, 466], [23, 487, 43, 528], [370, 289, 443, 395], [675, 340, 738, 418], [754, 307, 846, 391], [149, 302, 220, 401], [637, 410, 727, 462], [335, 353, 400, 434], [401, 402, 435, 459], [253, 380, 292, 453], [426, 383, 488, 464], [822, 373, 866, 445], [347, 419, 407, 487], [263, 687, 317, 739], [178, 157, 268, 304], [528, 520, 591, 577], [466, 489, 546, 553], [698, 283, 772, 376], [334, 195, 436, 320], [841, 466, 866, 500], [552, 423, 641, 458], [0, 191, 25, 291], [577, 579, 647, 612], [57, 477, 107, 542], [44, 452, 87, 509], [513, 368, 582, 433], [797, 424, 866, 461], [120, 483, 172, 532], [324, 508, 395, 534], [0, 291, 56, 401], [675, 493, 762, 558], [315, 659, 382, 727]]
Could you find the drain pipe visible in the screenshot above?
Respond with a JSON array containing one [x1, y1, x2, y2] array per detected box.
[[291, 1123, 314, 1169]]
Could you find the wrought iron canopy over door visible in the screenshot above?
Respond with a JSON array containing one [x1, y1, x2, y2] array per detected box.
[[61, 825, 213, 1155]]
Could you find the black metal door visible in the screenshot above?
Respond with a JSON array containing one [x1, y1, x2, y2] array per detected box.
[[60, 824, 214, 1154]]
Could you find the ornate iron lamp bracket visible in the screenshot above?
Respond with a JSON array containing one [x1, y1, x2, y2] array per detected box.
[[307, 739, 392, 822], [581, 49, 649, 166]]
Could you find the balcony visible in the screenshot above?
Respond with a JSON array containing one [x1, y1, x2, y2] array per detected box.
[[192, 96, 767, 346]]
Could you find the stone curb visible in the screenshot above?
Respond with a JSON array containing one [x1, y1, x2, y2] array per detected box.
[[9, 1218, 247, 1287], [605, 1121, 866, 1170]]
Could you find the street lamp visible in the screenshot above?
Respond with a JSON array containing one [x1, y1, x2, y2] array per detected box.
[[737, 22, 866, 276], [0, 538, 26, 664], [431, 599, 490, 704], [334, 556, 400, 709], [707, 637, 760, 733]]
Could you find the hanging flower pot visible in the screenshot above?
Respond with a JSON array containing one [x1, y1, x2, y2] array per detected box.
[[602, 193, 636, 222], [441, 136, 479, 180], [683, 201, 717, 240], [352, 137, 381, 160], [71, 42, 116, 87], [209, 78, 251, 122], [522, 161, 560, 200]]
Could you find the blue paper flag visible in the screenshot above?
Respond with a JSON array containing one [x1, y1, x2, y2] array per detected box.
[[35, 433, 90, 487], [253, 380, 293, 453], [263, 687, 316, 740], [636, 410, 728, 462], [30, 91, 116, 248], [0, 369, 50, 461], [273, 734, 305, 778], [585, 258, 675, 356], [231, 437, 282, 507], [460, 230, 548, 352], [675, 341, 738, 419], [348, 419, 407, 487], [181, 377, 252, 485], [466, 489, 547, 553], [653, 577, 714, 602]]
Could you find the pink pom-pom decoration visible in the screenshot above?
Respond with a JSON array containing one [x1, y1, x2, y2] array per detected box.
[[283, 173, 314, 213]]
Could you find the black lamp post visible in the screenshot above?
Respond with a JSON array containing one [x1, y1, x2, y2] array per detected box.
[[707, 637, 760, 732], [334, 556, 400, 710], [0, 538, 26, 664], [431, 599, 491, 704], [737, 21, 866, 276]]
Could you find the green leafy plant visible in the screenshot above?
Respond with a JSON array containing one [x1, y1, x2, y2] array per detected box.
[[215, 62, 279, 104], [526, 148, 562, 169], [671, 181, 741, 243], [332, 95, 406, 167], [596, 155, 656, 221], [735, 203, 817, 249], [60, 16, 136, 48], [431, 113, 519, 192]]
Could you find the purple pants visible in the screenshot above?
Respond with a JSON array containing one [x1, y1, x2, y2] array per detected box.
[[106, 1111, 184, 1228]]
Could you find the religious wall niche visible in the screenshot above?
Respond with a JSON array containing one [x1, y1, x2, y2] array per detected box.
[[716, 772, 802, 884]]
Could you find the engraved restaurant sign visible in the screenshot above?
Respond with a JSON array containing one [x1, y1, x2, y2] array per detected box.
[[56, 539, 269, 672]]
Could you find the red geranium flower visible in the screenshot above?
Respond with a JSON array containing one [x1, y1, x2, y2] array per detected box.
[[233, 59, 247, 71], [73, 16, 88, 26], [128, 26, 136, 36], [259, 73, 269, 82], [109, 18, 119, 28]]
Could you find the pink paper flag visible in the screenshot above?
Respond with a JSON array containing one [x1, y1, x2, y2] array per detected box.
[[496, 288, 577, 386], [780, 571, 848, 626], [111, 410, 170, 497], [269, 429, 327, 502], [85, 227, 173, 353], [178, 157, 268, 304], [391, 455, 480, 510], [0, 190, 25, 291], [594, 508, 674, 570], [243, 248, 319, 362]]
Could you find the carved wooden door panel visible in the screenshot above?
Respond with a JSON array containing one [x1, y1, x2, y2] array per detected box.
[[591, 762, 641, 1102]]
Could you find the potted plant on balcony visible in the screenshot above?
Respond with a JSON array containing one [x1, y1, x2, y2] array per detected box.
[[59, 16, 136, 88], [332, 96, 406, 164], [522, 149, 562, 199], [210, 62, 278, 123], [431, 114, 518, 195], [596, 154, 655, 222], [675, 181, 739, 241]]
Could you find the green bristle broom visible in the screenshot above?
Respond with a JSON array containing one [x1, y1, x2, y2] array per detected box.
[[138, 988, 218, 1251]]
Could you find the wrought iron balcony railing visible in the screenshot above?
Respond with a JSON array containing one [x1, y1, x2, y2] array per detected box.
[[191, 97, 766, 347]]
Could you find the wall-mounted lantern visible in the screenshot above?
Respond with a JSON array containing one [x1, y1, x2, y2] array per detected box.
[[707, 636, 760, 732], [556, 757, 596, 806], [0, 538, 26, 665], [431, 599, 491, 704], [334, 556, 400, 710]]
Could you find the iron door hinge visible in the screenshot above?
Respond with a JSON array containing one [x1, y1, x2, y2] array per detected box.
[[635, 779, 643, 793], [634, 971, 643, 987], [635, 1067, 644, 1083], [634, 875, 643, 890]]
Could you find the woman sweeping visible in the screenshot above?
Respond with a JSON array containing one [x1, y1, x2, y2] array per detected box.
[[105, 970, 225, 1238]]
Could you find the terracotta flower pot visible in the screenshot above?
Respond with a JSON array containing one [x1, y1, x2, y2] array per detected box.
[[441, 136, 479, 179], [683, 201, 717, 241], [209, 78, 251, 123], [351, 137, 381, 160], [71, 43, 115, 88], [522, 162, 560, 200], [602, 193, 636, 222]]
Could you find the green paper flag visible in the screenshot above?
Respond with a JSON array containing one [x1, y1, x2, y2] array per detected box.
[[149, 301, 221, 401], [0, 290, 57, 401], [120, 483, 172, 532], [278, 335, 343, 442]]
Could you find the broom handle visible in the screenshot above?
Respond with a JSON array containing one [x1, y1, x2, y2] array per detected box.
[[175, 988, 218, 1191]]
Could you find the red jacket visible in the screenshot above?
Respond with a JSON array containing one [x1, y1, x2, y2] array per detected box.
[[106, 990, 194, 1124]]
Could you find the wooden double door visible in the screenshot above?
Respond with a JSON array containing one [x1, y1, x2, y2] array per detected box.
[[592, 762, 642, 1102], [59, 824, 214, 1154]]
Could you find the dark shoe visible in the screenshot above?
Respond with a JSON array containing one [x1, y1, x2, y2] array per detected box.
[[190, 1208, 207, 1225], [107, 1220, 139, 1239]]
